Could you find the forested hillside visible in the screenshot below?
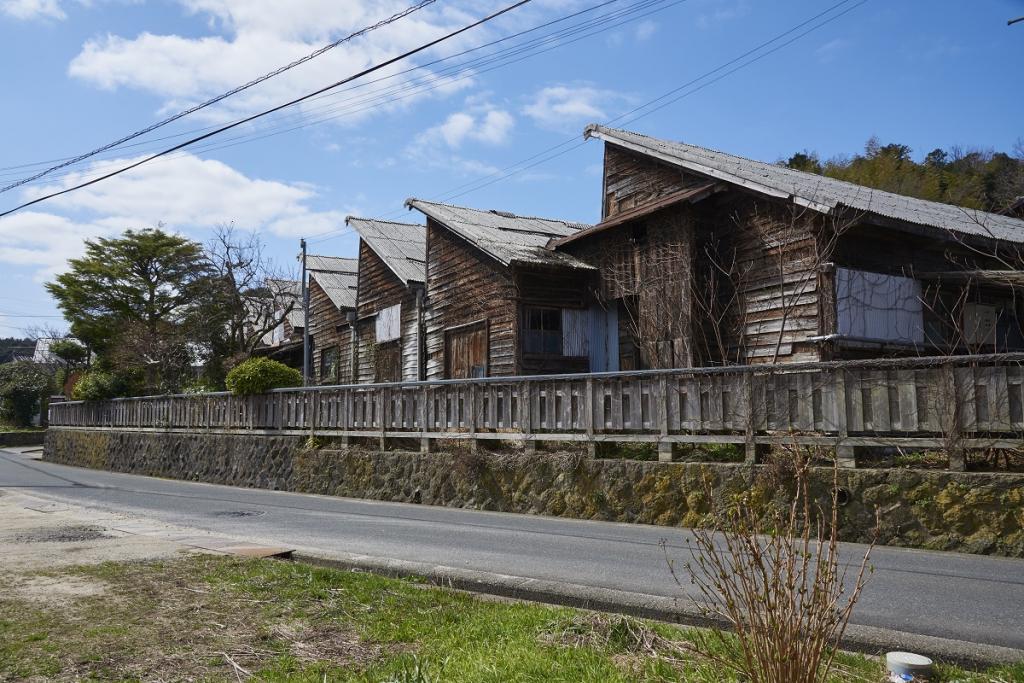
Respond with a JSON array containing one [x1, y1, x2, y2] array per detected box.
[[783, 137, 1024, 214]]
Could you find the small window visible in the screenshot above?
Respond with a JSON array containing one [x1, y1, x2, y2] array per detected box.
[[320, 346, 339, 384], [524, 307, 562, 355]]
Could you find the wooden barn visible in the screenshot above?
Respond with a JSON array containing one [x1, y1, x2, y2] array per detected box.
[[405, 199, 594, 379], [306, 255, 359, 384], [345, 217, 427, 383], [549, 125, 1024, 368]]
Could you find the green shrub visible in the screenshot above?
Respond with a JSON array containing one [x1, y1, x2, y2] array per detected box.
[[225, 357, 302, 396], [72, 369, 143, 401], [0, 360, 53, 427]]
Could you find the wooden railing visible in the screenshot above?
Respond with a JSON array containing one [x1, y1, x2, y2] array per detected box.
[[48, 354, 1024, 469]]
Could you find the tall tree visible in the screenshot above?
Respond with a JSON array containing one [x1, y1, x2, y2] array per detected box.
[[197, 225, 298, 385], [46, 228, 210, 391]]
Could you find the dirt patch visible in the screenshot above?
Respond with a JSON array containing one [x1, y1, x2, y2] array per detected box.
[[9, 524, 110, 544], [271, 622, 385, 666], [9, 574, 109, 607]]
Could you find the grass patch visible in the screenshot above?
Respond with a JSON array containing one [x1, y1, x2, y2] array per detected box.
[[0, 424, 45, 433], [0, 555, 1020, 681]]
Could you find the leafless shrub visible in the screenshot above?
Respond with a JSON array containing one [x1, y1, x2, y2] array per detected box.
[[665, 451, 876, 683]]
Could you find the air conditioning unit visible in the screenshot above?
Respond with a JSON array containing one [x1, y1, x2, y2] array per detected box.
[[963, 303, 997, 346]]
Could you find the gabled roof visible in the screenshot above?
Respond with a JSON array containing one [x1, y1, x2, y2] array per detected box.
[[585, 124, 1024, 244], [405, 198, 594, 270], [306, 254, 358, 311], [345, 216, 426, 285]]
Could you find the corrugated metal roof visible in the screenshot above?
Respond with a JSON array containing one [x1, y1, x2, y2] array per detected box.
[[306, 255, 358, 275], [585, 125, 1024, 244], [286, 307, 305, 329], [405, 198, 594, 269], [307, 254, 358, 311], [345, 216, 426, 285]]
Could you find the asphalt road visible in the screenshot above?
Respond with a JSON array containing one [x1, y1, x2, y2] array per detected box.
[[3, 449, 1023, 652]]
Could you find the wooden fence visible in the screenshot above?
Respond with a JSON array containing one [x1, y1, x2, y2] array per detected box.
[[48, 354, 1024, 470]]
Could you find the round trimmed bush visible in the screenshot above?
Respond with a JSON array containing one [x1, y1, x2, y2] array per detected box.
[[225, 357, 302, 396]]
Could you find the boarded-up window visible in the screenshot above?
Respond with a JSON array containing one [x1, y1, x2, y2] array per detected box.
[[523, 307, 562, 355], [561, 308, 589, 356], [320, 346, 339, 384], [375, 340, 402, 383], [375, 303, 401, 342], [837, 268, 923, 344], [446, 322, 487, 379]]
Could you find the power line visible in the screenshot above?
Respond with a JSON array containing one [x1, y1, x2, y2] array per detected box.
[[2, 0, 678, 187], [0, 0, 630, 176], [310, 0, 865, 243], [0, 0, 441, 193], [0, 0, 534, 219], [422, 0, 868, 206]]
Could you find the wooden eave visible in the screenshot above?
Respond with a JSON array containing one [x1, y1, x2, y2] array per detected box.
[[548, 181, 724, 248]]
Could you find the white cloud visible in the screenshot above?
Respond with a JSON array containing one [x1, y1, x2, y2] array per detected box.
[[522, 85, 619, 131], [403, 101, 514, 177], [66, 0, 484, 125], [815, 37, 850, 63], [0, 153, 348, 279], [695, 0, 748, 30], [414, 106, 515, 150], [634, 19, 656, 41], [0, 0, 66, 20]]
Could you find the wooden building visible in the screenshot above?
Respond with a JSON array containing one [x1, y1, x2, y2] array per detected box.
[[547, 125, 1024, 368], [306, 255, 359, 384], [345, 217, 427, 383], [252, 278, 304, 369], [406, 199, 594, 379]]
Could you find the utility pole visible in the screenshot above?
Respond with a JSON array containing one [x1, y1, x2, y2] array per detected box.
[[300, 238, 310, 386]]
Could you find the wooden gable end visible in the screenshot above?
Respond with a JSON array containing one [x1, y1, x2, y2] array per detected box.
[[355, 238, 423, 382], [423, 217, 518, 379], [309, 277, 354, 384]]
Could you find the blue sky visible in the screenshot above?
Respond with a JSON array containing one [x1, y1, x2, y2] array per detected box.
[[0, 0, 1021, 337]]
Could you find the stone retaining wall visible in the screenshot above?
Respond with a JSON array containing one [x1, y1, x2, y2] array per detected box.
[[44, 428, 1024, 557], [0, 431, 46, 448]]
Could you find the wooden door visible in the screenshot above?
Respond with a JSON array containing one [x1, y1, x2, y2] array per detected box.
[[375, 341, 402, 383], [445, 323, 488, 379]]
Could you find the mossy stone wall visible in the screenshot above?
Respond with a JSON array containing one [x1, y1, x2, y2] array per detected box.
[[44, 428, 1024, 557]]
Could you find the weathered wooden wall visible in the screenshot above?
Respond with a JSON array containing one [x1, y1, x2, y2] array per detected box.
[[563, 203, 696, 370], [698, 193, 824, 365], [514, 267, 591, 375], [424, 218, 519, 379], [602, 145, 706, 219], [309, 277, 353, 384], [354, 240, 421, 382]]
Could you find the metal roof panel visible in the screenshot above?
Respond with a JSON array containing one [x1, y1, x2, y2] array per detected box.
[[346, 217, 426, 285], [405, 199, 594, 269]]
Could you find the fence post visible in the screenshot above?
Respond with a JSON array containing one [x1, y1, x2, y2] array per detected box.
[[944, 364, 966, 471], [834, 368, 856, 468], [378, 387, 387, 452], [585, 377, 596, 457], [521, 381, 536, 454], [744, 371, 757, 464], [657, 375, 672, 462], [419, 384, 432, 453], [311, 390, 319, 442], [469, 383, 479, 453]]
